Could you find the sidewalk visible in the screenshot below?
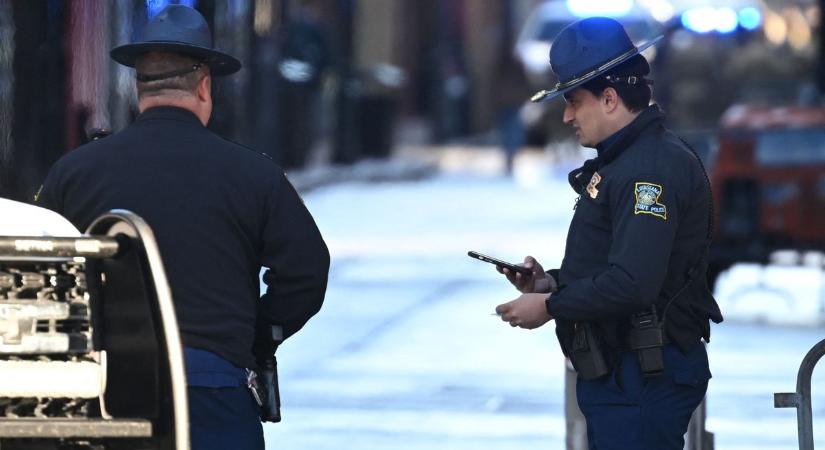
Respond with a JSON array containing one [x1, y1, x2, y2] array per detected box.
[[286, 140, 588, 193]]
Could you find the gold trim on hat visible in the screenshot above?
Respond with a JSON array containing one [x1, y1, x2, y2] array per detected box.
[[530, 45, 645, 103], [554, 47, 639, 91]]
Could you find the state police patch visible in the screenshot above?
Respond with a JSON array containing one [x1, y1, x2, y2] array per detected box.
[[634, 182, 667, 220]]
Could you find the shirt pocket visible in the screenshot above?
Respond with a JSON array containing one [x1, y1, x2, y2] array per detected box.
[[576, 193, 612, 232]]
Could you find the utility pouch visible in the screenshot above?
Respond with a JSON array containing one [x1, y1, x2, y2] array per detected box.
[[628, 308, 665, 377], [570, 322, 610, 381], [257, 357, 282, 423], [253, 324, 283, 423]]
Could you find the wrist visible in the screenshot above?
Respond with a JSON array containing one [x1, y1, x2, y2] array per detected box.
[[533, 274, 558, 294]]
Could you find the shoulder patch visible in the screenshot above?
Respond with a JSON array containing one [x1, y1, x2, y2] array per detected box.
[[634, 182, 667, 220]]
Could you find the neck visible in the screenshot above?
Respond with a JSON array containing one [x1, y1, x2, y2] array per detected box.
[[604, 108, 642, 138], [138, 96, 210, 126]]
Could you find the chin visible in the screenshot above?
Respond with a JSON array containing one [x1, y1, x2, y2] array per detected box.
[[578, 138, 596, 148]]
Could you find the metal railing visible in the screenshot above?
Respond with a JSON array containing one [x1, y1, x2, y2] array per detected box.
[[775, 338, 825, 450]]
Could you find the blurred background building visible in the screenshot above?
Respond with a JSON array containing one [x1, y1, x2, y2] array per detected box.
[[0, 0, 823, 202], [1, 2, 825, 448]]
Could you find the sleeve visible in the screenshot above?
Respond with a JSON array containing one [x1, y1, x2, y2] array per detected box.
[[259, 172, 330, 339], [547, 172, 681, 321]]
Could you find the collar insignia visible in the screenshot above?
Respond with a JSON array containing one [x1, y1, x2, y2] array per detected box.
[[586, 172, 601, 199]]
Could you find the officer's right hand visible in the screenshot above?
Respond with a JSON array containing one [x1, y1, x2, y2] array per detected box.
[[496, 256, 551, 294]]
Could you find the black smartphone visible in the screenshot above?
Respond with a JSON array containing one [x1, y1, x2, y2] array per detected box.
[[467, 251, 532, 275]]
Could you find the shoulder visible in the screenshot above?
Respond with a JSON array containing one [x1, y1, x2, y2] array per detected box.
[[215, 136, 283, 169], [208, 136, 286, 188], [45, 137, 113, 182], [615, 128, 698, 181], [603, 129, 700, 207]]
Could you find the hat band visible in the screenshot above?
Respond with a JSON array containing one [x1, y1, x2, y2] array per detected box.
[[136, 62, 204, 82], [554, 46, 639, 91]]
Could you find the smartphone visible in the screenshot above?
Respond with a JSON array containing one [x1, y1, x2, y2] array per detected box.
[[467, 251, 532, 276]]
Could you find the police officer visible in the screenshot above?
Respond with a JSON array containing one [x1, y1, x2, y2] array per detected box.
[[37, 5, 329, 450], [494, 17, 722, 449]]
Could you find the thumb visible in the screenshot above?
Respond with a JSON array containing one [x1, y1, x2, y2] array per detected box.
[[495, 302, 512, 315]]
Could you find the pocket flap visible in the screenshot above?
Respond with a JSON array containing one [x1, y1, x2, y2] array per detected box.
[[673, 365, 712, 387]]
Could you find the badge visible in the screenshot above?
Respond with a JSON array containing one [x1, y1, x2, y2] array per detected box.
[[586, 172, 601, 199], [634, 182, 667, 220]]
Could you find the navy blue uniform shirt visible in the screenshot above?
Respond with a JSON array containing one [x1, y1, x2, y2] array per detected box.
[[38, 106, 330, 369], [547, 106, 722, 353]]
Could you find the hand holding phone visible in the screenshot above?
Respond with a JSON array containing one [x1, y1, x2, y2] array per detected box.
[[467, 251, 532, 275], [470, 252, 552, 294]]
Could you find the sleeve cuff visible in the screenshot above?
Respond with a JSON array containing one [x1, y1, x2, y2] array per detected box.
[[546, 269, 560, 292], [545, 295, 556, 317]]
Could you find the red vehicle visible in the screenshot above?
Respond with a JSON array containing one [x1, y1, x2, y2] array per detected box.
[[707, 104, 825, 284]]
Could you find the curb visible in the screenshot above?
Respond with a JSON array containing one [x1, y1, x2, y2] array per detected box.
[[287, 157, 438, 192]]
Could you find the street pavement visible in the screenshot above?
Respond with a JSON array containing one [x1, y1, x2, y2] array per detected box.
[[265, 148, 825, 449]]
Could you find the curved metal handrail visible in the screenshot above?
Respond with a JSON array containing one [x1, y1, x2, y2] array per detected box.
[[87, 210, 189, 450], [775, 338, 825, 450]]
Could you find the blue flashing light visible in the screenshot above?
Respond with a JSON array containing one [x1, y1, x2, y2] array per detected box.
[[681, 6, 740, 34], [738, 7, 762, 31], [716, 8, 739, 33], [147, 0, 198, 19], [566, 0, 634, 18], [681, 7, 717, 33]]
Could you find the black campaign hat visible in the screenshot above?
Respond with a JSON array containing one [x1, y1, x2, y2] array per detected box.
[[530, 17, 661, 103], [110, 5, 241, 76]]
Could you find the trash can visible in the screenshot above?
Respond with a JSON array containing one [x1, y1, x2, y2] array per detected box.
[[333, 64, 404, 163]]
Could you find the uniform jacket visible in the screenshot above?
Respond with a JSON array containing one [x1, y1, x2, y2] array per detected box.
[[547, 105, 723, 353], [38, 106, 330, 369]]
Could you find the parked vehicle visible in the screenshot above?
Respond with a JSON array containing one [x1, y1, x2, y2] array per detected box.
[[707, 104, 825, 286]]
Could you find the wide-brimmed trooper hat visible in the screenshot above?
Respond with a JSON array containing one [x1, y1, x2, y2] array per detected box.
[[530, 17, 662, 103], [110, 4, 241, 77]]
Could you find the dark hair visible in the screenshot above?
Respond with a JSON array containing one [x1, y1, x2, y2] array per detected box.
[[580, 55, 652, 112], [135, 52, 206, 99]]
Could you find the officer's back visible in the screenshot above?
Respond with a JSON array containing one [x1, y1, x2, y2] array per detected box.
[[40, 105, 330, 369]]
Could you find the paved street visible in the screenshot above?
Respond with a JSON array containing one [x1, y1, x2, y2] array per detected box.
[[264, 151, 825, 449]]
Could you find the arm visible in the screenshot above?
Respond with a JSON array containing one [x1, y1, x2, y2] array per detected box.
[[548, 174, 680, 321], [259, 173, 330, 340]]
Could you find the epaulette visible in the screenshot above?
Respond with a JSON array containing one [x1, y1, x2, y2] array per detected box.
[[217, 136, 283, 169]]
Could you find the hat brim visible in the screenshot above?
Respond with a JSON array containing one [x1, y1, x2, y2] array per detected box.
[[110, 41, 241, 76], [530, 35, 662, 103]]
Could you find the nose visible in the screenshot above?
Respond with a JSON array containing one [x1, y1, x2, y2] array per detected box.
[[563, 103, 575, 125]]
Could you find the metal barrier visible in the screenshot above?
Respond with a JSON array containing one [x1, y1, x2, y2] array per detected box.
[[774, 338, 825, 450], [685, 398, 714, 450], [0, 210, 189, 450]]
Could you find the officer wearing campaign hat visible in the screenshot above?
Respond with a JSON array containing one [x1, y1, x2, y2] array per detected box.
[[38, 5, 329, 450], [494, 17, 722, 449]]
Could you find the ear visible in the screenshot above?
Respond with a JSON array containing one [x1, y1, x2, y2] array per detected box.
[[601, 87, 619, 113], [196, 74, 212, 103]]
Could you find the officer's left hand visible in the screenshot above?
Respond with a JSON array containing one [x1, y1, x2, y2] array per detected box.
[[495, 293, 553, 329]]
